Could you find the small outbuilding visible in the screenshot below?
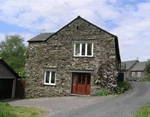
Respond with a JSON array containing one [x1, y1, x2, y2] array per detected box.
[[0, 58, 20, 100]]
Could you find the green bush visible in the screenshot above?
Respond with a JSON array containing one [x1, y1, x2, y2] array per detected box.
[[19, 68, 26, 78], [96, 82, 129, 96], [96, 89, 116, 96], [142, 77, 150, 82], [116, 82, 129, 94]]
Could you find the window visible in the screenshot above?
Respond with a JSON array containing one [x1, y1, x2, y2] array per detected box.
[[44, 70, 56, 85], [137, 72, 141, 77], [74, 43, 93, 57], [132, 72, 135, 77]]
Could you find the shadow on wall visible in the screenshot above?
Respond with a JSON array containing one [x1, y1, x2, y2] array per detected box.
[[15, 80, 25, 99]]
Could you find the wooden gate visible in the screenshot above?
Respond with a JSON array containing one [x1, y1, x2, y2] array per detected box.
[[72, 73, 91, 95]]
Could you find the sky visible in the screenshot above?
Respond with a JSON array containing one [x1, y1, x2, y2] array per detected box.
[[0, 0, 150, 62]]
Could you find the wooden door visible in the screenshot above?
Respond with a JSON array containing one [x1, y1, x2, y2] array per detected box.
[[72, 73, 91, 95], [86, 75, 91, 95], [72, 74, 78, 94]]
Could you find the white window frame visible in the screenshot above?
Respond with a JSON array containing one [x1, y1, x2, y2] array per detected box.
[[44, 70, 56, 85], [74, 43, 94, 57], [137, 72, 141, 77], [132, 72, 135, 77]]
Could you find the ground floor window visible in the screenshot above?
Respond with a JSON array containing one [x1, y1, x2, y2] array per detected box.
[[137, 72, 141, 77], [132, 72, 136, 77], [44, 70, 56, 85]]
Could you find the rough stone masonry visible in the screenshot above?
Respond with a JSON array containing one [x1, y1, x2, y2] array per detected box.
[[25, 16, 120, 98]]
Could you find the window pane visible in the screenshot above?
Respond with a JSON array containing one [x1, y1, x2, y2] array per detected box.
[[87, 44, 92, 55], [87, 74, 91, 84], [82, 44, 85, 55], [78, 75, 81, 84], [72, 74, 76, 84], [132, 72, 135, 77], [81, 76, 85, 84], [51, 72, 55, 83], [138, 72, 141, 77], [75, 44, 80, 55], [45, 71, 50, 83]]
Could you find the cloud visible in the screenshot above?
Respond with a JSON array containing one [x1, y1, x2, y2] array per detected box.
[[0, 0, 150, 61]]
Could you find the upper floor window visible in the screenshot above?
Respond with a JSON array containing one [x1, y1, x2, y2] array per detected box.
[[74, 43, 93, 57], [44, 70, 56, 85]]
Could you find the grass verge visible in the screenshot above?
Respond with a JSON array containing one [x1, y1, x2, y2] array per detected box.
[[133, 102, 150, 117], [0, 102, 45, 117]]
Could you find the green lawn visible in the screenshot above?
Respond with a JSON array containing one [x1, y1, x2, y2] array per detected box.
[[133, 103, 150, 117], [0, 103, 46, 117]]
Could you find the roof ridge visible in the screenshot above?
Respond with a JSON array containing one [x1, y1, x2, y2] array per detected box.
[[122, 60, 138, 62]]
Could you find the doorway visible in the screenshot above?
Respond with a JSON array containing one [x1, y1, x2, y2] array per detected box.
[[72, 73, 91, 95]]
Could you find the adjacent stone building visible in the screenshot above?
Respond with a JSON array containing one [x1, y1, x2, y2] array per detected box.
[[121, 60, 147, 81], [25, 16, 121, 98]]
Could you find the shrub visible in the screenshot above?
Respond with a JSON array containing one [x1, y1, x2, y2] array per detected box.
[[142, 77, 150, 82], [96, 82, 129, 96], [115, 82, 129, 94], [19, 68, 26, 78], [96, 89, 116, 96]]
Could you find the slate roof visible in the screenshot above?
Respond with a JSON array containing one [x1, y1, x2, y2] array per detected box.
[[131, 62, 147, 71], [28, 33, 54, 42], [121, 60, 138, 70], [0, 58, 21, 78]]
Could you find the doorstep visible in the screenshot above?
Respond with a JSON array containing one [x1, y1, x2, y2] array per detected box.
[[70, 94, 91, 97]]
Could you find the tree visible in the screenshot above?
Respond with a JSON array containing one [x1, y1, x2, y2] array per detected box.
[[145, 59, 150, 76], [0, 34, 27, 73]]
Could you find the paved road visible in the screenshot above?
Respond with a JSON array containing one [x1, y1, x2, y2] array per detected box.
[[52, 82, 150, 117], [8, 94, 117, 117], [9, 82, 150, 117]]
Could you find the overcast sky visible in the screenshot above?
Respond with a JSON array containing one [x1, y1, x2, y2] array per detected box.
[[0, 0, 150, 62]]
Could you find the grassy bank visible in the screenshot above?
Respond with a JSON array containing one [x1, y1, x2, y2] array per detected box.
[[133, 102, 150, 117], [0, 103, 45, 117]]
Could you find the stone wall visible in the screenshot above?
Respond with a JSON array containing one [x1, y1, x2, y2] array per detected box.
[[25, 17, 118, 98]]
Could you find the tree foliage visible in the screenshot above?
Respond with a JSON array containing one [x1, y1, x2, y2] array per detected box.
[[145, 59, 150, 75], [0, 34, 27, 73]]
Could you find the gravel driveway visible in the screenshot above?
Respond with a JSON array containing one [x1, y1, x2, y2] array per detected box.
[[8, 95, 117, 117], [9, 82, 150, 117]]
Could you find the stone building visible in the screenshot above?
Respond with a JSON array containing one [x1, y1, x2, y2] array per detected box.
[[121, 60, 147, 81], [25, 16, 121, 98]]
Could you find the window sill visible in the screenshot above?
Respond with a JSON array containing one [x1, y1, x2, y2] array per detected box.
[[43, 83, 56, 86], [73, 55, 93, 58]]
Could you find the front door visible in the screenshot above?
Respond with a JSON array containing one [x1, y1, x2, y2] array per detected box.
[[72, 73, 91, 95]]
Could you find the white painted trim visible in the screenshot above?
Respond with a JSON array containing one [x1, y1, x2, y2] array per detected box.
[[85, 43, 87, 56], [80, 43, 82, 56], [74, 43, 76, 56], [92, 43, 94, 56], [49, 71, 51, 84], [12, 79, 16, 98], [44, 70, 56, 85], [73, 43, 94, 57]]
